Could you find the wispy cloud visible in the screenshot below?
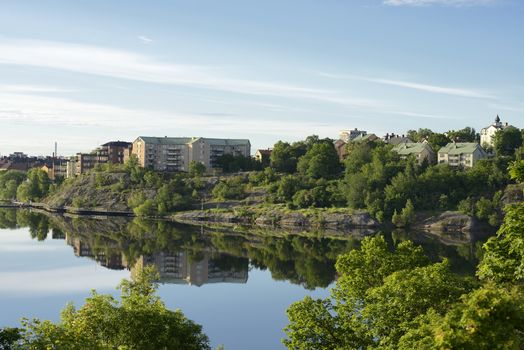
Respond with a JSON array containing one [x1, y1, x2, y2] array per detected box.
[[0, 84, 73, 94], [366, 77, 495, 99], [317, 72, 495, 99], [383, 0, 500, 7], [137, 35, 153, 44], [0, 89, 346, 139], [0, 39, 385, 109]]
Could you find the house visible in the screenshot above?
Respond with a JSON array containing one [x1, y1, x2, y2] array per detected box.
[[393, 142, 435, 165], [255, 149, 272, 164], [438, 142, 488, 168], [339, 128, 367, 142], [132, 136, 251, 172], [480, 115, 512, 148], [351, 133, 379, 143], [383, 133, 413, 145]]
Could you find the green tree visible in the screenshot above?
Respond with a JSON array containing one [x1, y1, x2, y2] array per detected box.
[[16, 169, 51, 202], [477, 202, 524, 283], [188, 161, 206, 177], [0, 170, 26, 200], [215, 154, 254, 173], [283, 236, 471, 349], [447, 127, 477, 142], [390, 200, 415, 227], [212, 176, 246, 200], [398, 283, 524, 350], [297, 142, 342, 179], [494, 126, 523, 156], [406, 128, 434, 142], [509, 159, 524, 182], [133, 199, 156, 217], [0, 327, 21, 349], [270, 141, 300, 173], [9, 267, 210, 349], [427, 133, 451, 152]]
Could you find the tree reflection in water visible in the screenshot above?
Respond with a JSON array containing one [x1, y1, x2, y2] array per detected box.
[[0, 209, 483, 289]]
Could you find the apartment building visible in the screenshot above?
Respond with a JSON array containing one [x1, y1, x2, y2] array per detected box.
[[41, 159, 68, 180], [188, 137, 251, 169], [75, 141, 132, 175], [132, 137, 193, 171], [132, 136, 251, 172], [438, 142, 488, 168]]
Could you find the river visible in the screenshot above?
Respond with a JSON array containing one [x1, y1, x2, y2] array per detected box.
[[0, 208, 482, 349]]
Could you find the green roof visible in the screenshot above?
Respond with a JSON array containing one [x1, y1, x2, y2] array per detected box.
[[352, 134, 377, 142], [438, 142, 485, 155], [136, 136, 194, 145], [393, 142, 432, 155]]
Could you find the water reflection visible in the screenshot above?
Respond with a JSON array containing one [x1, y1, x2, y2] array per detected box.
[[0, 208, 486, 289]]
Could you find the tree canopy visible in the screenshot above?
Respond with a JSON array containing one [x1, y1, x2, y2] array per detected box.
[[3, 267, 210, 350], [494, 126, 523, 156], [284, 199, 524, 350]]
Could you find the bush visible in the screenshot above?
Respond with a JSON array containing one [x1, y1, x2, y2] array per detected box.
[[392, 199, 415, 227], [133, 199, 156, 217], [212, 176, 247, 200]]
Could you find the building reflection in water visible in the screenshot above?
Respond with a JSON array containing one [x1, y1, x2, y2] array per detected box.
[[66, 235, 248, 286], [133, 252, 248, 286], [68, 235, 126, 270]]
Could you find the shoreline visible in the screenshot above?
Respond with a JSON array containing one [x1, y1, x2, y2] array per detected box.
[[0, 200, 496, 243]]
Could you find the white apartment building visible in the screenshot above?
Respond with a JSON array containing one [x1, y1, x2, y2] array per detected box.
[[131, 136, 251, 172]]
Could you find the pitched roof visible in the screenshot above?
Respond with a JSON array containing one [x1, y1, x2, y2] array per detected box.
[[438, 142, 485, 155], [385, 136, 413, 145], [352, 134, 378, 143], [256, 149, 272, 155], [393, 142, 432, 155]]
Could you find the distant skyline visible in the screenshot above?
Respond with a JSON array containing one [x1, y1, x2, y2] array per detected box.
[[0, 0, 522, 156]]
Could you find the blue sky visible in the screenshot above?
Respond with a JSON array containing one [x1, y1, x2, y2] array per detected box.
[[0, 0, 522, 155]]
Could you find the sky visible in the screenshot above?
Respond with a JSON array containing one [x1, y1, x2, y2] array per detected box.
[[0, 0, 522, 156]]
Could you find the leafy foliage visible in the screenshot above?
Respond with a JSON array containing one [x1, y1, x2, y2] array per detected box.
[[0, 171, 26, 200], [5, 267, 210, 350], [212, 176, 247, 200], [284, 236, 473, 349], [477, 202, 524, 283], [16, 169, 51, 202], [189, 161, 206, 177], [398, 283, 524, 350], [296, 142, 342, 179], [494, 126, 523, 156]]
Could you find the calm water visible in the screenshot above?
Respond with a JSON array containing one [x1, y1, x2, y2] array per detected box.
[[0, 209, 481, 349]]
